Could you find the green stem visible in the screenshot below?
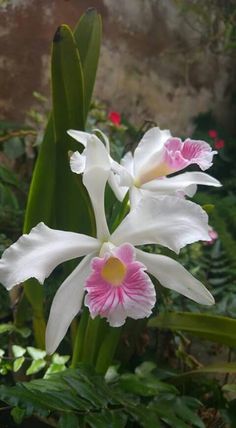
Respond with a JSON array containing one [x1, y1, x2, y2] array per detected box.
[[71, 308, 89, 368], [81, 316, 101, 365], [95, 327, 122, 374]]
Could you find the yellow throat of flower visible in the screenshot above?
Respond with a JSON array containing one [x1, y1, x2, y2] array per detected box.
[[138, 162, 173, 185], [101, 257, 127, 286]]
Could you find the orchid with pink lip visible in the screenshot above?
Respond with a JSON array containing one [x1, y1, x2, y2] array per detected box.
[[0, 135, 214, 355], [68, 127, 221, 206]]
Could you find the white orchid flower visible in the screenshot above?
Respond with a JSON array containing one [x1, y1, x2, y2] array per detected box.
[[0, 136, 214, 355], [68, 127, 221, 206]]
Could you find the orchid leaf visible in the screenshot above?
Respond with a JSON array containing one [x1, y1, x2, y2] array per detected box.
[[74, 7, 102, 118], [17, 11, 101, 344], [51, 24, 93, 235], [149, 312, 236, 347]]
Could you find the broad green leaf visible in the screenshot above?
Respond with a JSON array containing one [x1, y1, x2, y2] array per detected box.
[[19, 12, 101, 343], [13, 357, 25, 372], [59, 414, 79, 428], [171, 362, 236, 383], [27, 347, 46, 360], [23, 117, 55, 232], [127, 405, 161, 428], [74, 8, 102, 117], [119, 373, 177, 396], [51, 24, 94, 235], [12, 345, 26, 358], [86, 410, 127, 428], [26, 359, 46, 375], [149, 312, 236, 347]]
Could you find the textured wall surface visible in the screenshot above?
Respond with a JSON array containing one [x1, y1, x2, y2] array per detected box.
[[0, 0, 235, 134]]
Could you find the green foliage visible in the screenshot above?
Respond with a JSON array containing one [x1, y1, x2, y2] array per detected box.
[[0, 364, 204, 428], [149, 311, 236, 347], [0, 345, 70, 377]]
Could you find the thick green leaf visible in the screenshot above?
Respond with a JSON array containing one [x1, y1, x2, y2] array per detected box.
[[149, 312, 236, 347], [51, 24, 93, 235], [23, 116, 55, 232], [171, 362, 236, 383], [19, 11, 101, 342], [74, 8, 102, 117]]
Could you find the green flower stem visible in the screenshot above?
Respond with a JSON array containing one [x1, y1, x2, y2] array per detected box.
[[95, 327, 122, 374], [81, 316, 101, 365], [71, 308, 89, 368]]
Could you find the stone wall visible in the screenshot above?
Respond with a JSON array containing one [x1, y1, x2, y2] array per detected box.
[[0, 0, 235, 134]]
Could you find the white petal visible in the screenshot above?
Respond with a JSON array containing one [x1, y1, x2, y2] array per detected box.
[[70, 151, 86, 174], [83, 135, 111, 241], [46, 254, 93, 354], [142, 172, 221, 197], [67, 130, 93, 147], [121, 151, 134, 176], [134, 127, 171, 177], [108, 172, 128, 202], [136, 249, 214, 305], [111, 159, 134, 187], [129, 186, 142, 207], [0, 223, 100, 290], [111, 196, 210, 253]]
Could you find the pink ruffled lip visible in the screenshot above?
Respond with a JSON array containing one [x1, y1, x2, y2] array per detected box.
[[84, 243, 156, 327], [164, 138, 217, 172], [137, 136, 217, 186]]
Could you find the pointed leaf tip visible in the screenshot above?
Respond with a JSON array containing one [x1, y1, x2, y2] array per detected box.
[[86, 7, 97, 14], [53, 26, 62, 43]]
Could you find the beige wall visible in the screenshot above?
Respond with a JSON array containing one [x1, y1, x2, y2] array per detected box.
[[0, 0, 235, 134]]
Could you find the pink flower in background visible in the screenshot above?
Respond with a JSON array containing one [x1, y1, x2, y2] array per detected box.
[[215, 139, 225, 149], [85, 243, 155, 326], [208, 130, 218, 139], [108, 111, 121, 126]]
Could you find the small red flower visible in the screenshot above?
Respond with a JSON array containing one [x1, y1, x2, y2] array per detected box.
[[208, 129, 218, 139], [108, 111, 121, 126], [214, 139, 225, 149]]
